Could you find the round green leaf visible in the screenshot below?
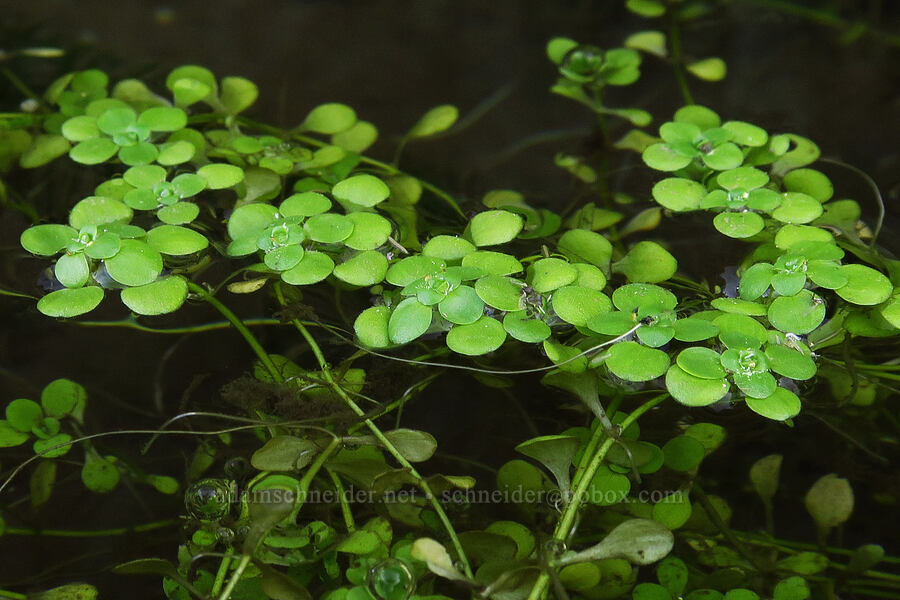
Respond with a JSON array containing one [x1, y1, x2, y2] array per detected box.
[[675, 105, 721, 129], [746, 387, 801, 421], [33, 433, 73, 458], [281, 251, 335, 285], [123, 164, 166, 188], [711, 298, 767, 316], [104, 239, 163, 287], [41, 379, 86, 419], [606, 342, 669, 382], [588, 465, 631, 507], [61, 115, 100, 141], [280, 192, 331, 217], [673, 317, 719, 342], [663, 436, 706, 471], [573, 263, 607, 290], [643, 143, 693, 171], [462, 251, 522, 276], [835, 264, 892, 305], [612, 283, 677, 312], [408, 105, 458, 138], [722, 121, 768, 147], [701, 142, 743, 170], [774, 224, 834, 249], [120, 275, 188, 315], [303, 103, 357, 134], [474, 275, 525, 312], [503, 311, 551, 343], [446, 316, 506, 355], [55, 252, 90, 288], [739, 263, 775, 300], [438, 285, 485, 325], [765, 344, 816, 380], [118, 142, 158, 166], [304, 213, 354, 243], [227, 203, 278, 246], [37, 286, 104, 317], [652, 177, 705, 212], [333, 250, 388, 286], [385, 255, 445, 286], [82, 452, 120, 493], [613, 241, 677, 283], [220, 76, 259, 114], [331, 120, 378, 152], [652, 494, 693, 530], [158, 202, 200, 225], [768, 290, 825, 334], [557, 229, 613, 269], [677, 347, 725, 379], [552, 285, 611, 326], [146, 225, 208, 255], [21, 224, 76, 256], [137, 107, 187, 131], [772, 193, 823, 224], [469, 210, 524, 247], [196, 163, 245, 189], [388, 298, 432, 344], [6, 398, 43, 432], [156, 140, 195, 165], [783, 168, 833, 202], [332, 174, 390, 207], [354, 306, 392, 348], [264, 245, 305, 271], [666, 365, 730, 407], [96, 107, 136, 134], [717, 166, 768, 190], [528, 258, 577, 293], [423, 235, 476, 261], [713, 211, 765, 239], [687, 57, 727, 81], [715, 313, 768, 348], [342, 212, 392, 250], [0, 421, 31, 447], [69, 196, 133, 230]]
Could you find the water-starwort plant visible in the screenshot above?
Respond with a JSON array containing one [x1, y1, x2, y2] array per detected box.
[[2, 5, 900, 600]]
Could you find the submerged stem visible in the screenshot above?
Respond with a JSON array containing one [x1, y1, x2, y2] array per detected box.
[[186, 282, 283, 383], [274, 282, 473, 578], [526, 393, 667, 600]]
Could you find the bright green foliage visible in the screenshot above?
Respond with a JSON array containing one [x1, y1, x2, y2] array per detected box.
[[3, 42, 897, 600]]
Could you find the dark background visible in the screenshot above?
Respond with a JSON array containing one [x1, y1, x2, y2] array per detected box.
[[1, 0, 899, 596]]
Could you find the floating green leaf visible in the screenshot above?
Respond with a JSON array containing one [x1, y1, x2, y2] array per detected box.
[[666, 365, 729, 407], [388, 298, 432, 344], [37, 286, 104, 317], [120, 276, 189, 315], [552, 285, 611, 326], [835, 264, 892, 305], [613, 241, 677, 283], [333, 174, 390, 207], [333, 251, 388, 287], [303, 103, 357, 134], [446, 316, 506, 356], [468, 210, 524, 247], [354, 306, 392, 348], [745, 387, 801, 421], [408, 105, 458, 138], [606, 342, 669, 381], [196, 163, 245, 189]]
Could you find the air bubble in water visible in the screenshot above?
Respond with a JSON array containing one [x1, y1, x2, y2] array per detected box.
[[366, 558, 414, 600]]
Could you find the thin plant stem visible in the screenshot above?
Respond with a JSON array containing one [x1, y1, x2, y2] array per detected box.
[[274, 282, 473, 578], [328, 469, 356, 532], [186, 282, 282, 383], [217, 554, 252, 600], [526, 393, 667, 600], [209, 550, 234, 597], [2, 519, 177, 537]]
